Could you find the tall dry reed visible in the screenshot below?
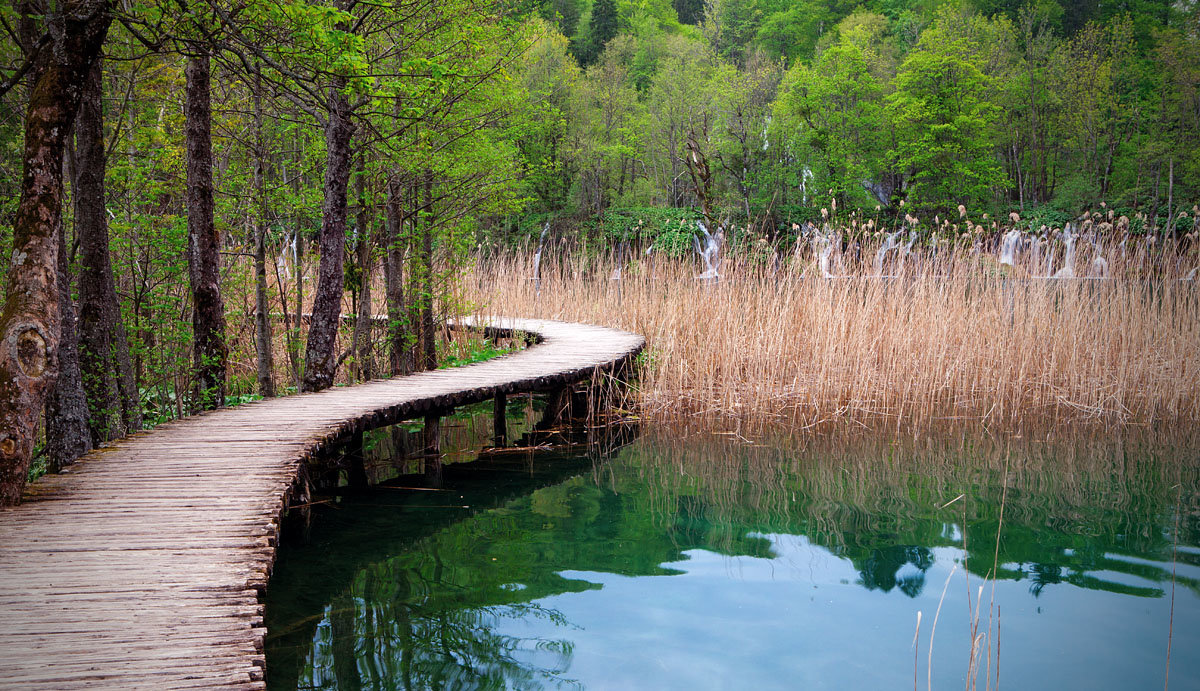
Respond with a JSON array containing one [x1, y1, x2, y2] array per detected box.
[[465, 242, 1200, 430]]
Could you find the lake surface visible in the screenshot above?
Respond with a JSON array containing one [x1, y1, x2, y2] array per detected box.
[[265, 419, 1200, 690]]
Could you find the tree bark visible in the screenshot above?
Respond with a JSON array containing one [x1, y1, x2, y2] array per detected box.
[[0, 0, 110, 505], [1166, 157, 1174, 236], [352, 160, 374, 382], [76, 58, 140, 443], [384, 173, 410, 375], [419, 170, 436, 371], [301, 81, 355, 392], [252, 71, 275, 397], [185, 52, 228, 409], [685, 128, 718, 234], [44, 213, 92, 471]]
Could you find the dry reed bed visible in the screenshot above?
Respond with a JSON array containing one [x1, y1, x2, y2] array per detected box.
[[467, 247, 1200, 430]]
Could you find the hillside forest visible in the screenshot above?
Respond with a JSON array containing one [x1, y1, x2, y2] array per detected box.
[[0, 0, 1198, 501]]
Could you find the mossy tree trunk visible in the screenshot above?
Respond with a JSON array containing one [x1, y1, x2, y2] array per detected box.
[[44, 213, 92, 470], [384, 173, 410, 376], [302, 80, 355, 392], [77, 58, 140, 440], [185, 51, 228, 410], [0, 0, 111, 505]]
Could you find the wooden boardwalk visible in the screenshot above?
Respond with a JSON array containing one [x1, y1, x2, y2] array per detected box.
[[0, 318, 644, 689]]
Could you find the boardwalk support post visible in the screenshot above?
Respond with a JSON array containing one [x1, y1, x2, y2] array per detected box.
[[423, 413, 442, 485], [493, 392, 507, 446], [540, 386, 570, 429], [346, 430, 368, 489]]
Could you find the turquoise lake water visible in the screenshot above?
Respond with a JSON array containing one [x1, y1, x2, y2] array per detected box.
[[265, 421, 1200, 690]]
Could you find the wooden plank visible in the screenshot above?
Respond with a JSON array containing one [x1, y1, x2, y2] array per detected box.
[[0, 318, 643, 689]]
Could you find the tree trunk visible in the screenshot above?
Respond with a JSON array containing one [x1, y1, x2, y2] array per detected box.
[[252, 71, 275, 397], [75, 58, 120, 442], [384, 174, 409, 375], [1166, 157, 1174, 236], [291, 222, 304, 388], [0, 0, 110, 505], [301, 81, 355, 392], [685, 130, 718, 234], [44, 214, 92, 471], [420, 170, 436, 371], [76, 58, 140, 443], [352, 161, 374, 382], [185, 52, 228, 409]]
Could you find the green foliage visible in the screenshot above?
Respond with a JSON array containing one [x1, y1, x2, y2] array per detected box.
[[437, 340, 520, 369], [583, 0, 620, 64], [598, 207, 700, 254], [886, 7, 1010, 208], [777, 33, 887, 207]]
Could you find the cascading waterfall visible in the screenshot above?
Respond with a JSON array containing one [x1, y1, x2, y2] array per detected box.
[[873, 230, 917, 276], [873, 231, 902, 276], [533, 222, 550, 294], [694, 221, 722, 281], [1087, 232, 1109, 278], [276, 231, 298, 280], [802, 223, 837, 278], [1053, 224, 1076, 278], [998, 229, 1021, 266]]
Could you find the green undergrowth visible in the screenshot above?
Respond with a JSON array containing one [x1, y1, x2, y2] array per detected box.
[[438, 340, 520, 369]]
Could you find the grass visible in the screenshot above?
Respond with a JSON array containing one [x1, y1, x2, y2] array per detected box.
[[465, 232, 1200, 432]]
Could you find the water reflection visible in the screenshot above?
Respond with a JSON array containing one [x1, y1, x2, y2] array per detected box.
[[266, 429, 1200, 690]]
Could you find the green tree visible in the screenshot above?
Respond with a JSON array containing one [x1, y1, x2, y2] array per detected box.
[[584, 0, 620, 65], [886, 7, 1010, 208], [514, 22, 583, 213]]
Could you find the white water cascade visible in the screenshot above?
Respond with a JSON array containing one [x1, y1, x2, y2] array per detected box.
[[532, 222, 550, 293], [1053, 224, 1077, 278], [1087, 232, 1109, 278], [998, 229, 1021, 266], [873, 230, 917, 276], [804, 224, 838, 278], [694, 221, 723, 281]]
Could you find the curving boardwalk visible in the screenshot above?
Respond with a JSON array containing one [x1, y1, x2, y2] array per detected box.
[[0, 318, 644, 689]]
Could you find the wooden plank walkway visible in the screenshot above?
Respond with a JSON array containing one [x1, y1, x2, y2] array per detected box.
[[0, 317, 644, 689]]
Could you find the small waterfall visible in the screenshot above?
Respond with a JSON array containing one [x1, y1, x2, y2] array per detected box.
[[611, 241, 627, 282], [276, 231, 298, 280], [694, 221, 722, 281], [802, 223, 838, 278], [1053, 224, 1076, 278], [532, 222, 550, 294], [873, 231, 902, 276], [1087, 233, 1109, 278], [998, 229, 1021, 266], [901, 231, 918, 272], [1041, 235, 1055, 277]]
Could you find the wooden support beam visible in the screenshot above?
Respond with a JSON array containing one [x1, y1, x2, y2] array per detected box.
[[493, 392, 507, 446], [539, 386, 570, 429], [345, 430, 368, 489], [423, 413, 442, 486]]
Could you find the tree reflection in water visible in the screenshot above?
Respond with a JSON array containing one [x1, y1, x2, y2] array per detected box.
[[267, 427, 1200, 690]]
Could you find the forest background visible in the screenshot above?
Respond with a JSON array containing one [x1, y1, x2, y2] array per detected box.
[[0, 0, 1197, 500]]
